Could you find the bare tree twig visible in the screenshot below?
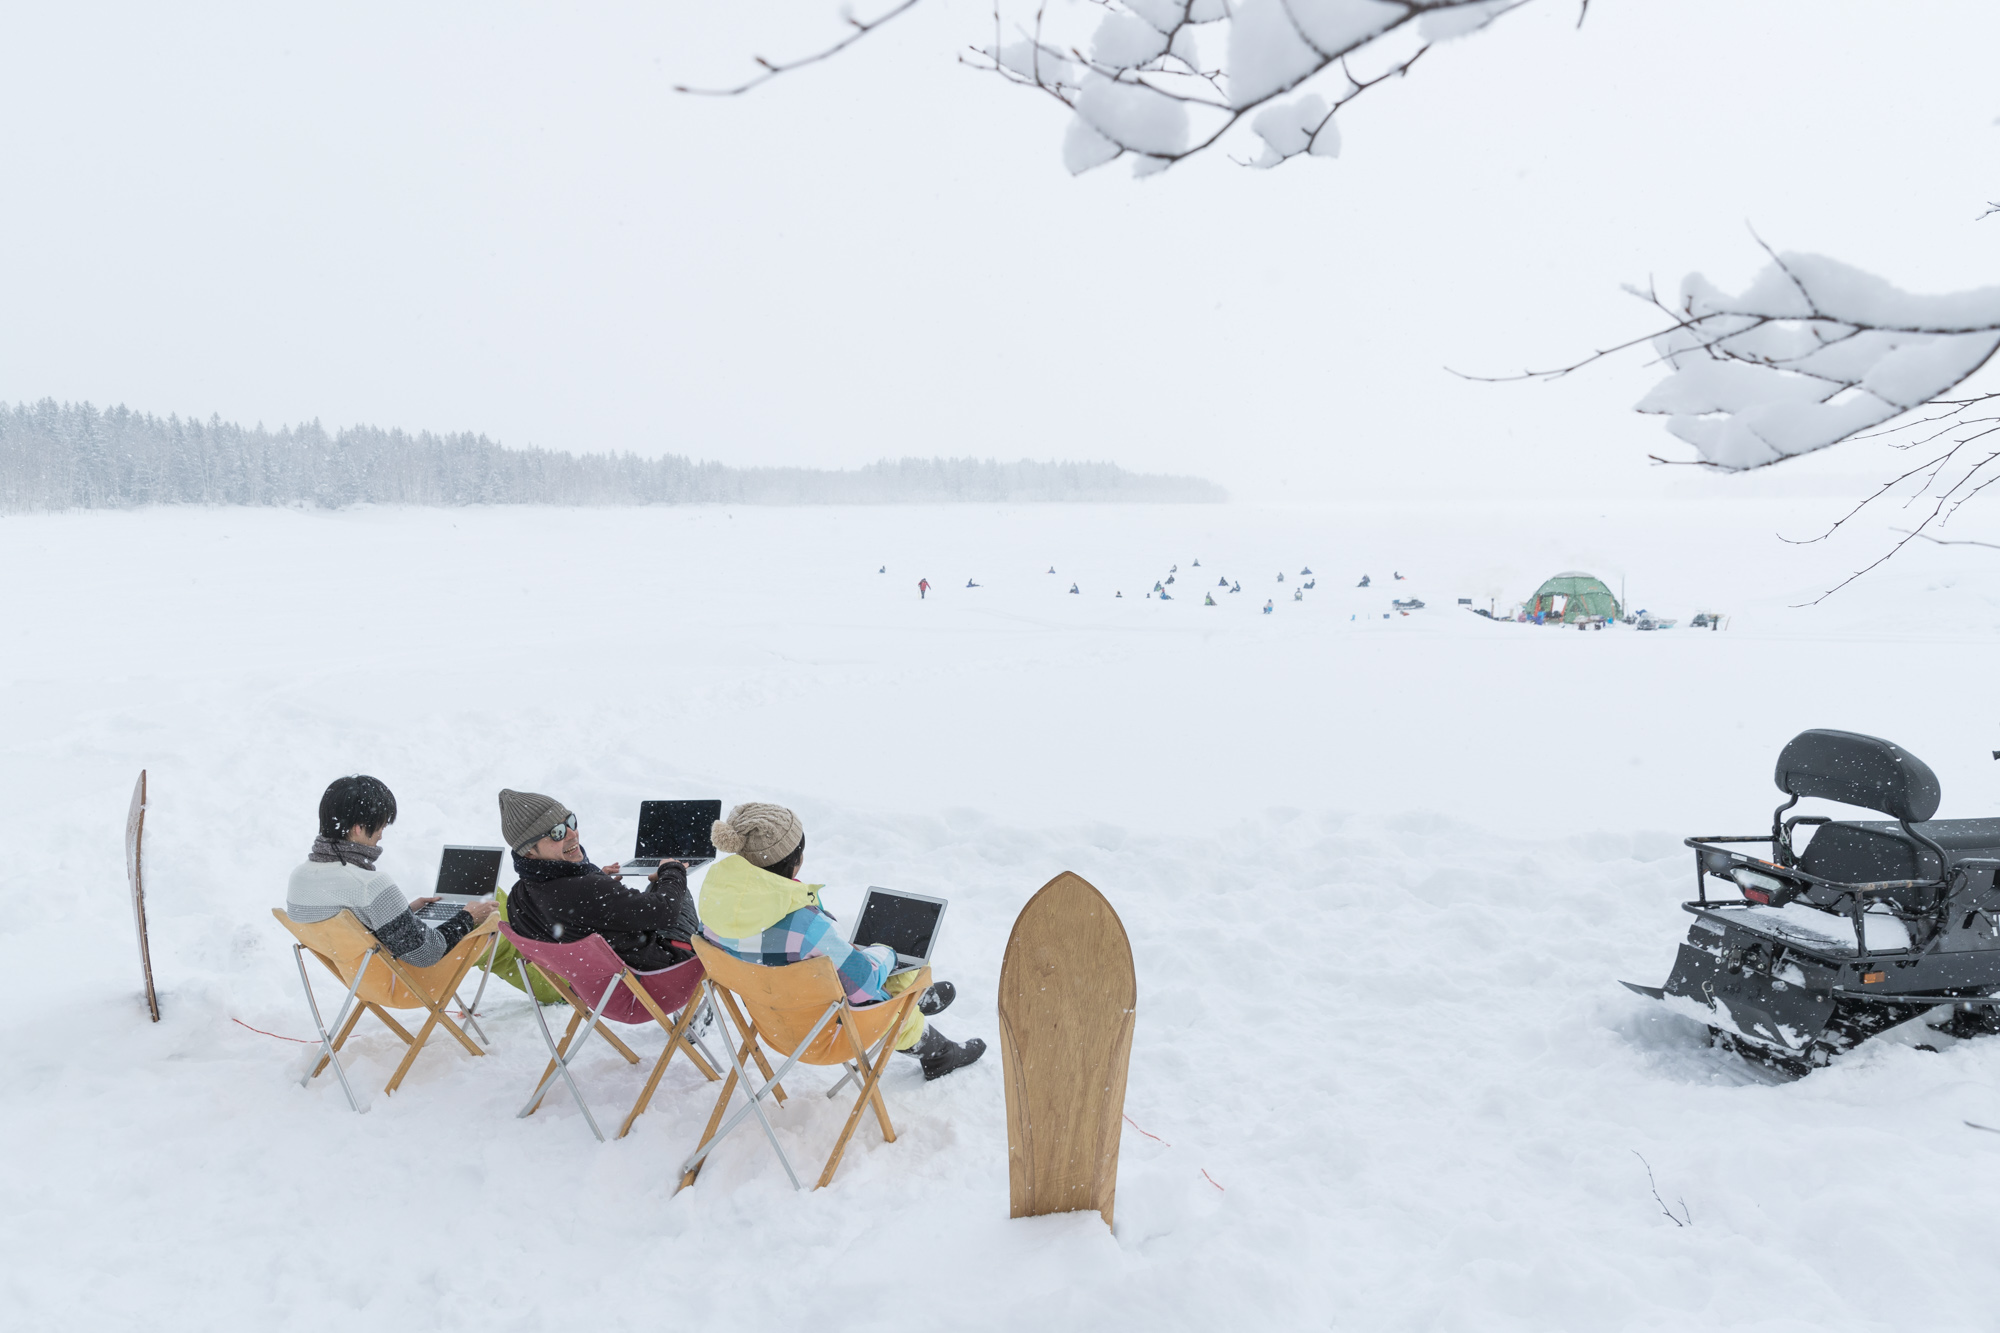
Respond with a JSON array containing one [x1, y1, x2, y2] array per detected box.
[[1894, 529, 2000, 551], [675, 0, 925, 96], [1633, 1152, 1690, 1227]]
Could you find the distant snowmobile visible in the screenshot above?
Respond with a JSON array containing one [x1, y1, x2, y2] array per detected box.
[[1626, 729, 2000, 1076]]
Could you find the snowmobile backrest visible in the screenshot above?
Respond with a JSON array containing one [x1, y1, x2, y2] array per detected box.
[[1773, 730, 1940, 823]]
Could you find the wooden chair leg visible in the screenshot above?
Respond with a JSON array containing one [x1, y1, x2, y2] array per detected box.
[[818, 999, 913, 1189], [312, 1001, 369, 1078], [678, 1062, 741, 1191], [618, 982, 720, 1140], [385, 1009, 440, 1094], [717, 988, 786, 1104], [365, 1003, 417, 1046], [541, 972, 641, 1065]]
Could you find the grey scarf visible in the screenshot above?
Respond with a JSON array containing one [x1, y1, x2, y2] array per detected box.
[[309, 835, 382, 870]]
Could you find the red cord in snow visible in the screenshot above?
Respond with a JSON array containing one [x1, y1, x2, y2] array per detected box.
[[232, 1017, 313, 1043]]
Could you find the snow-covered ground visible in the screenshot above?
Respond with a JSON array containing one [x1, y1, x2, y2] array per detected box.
[[13, 499, 2000, 1331]]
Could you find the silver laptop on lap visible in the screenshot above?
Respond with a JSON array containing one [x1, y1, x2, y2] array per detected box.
[[413, 845, 504, 925], [849, 887, 948, 970]]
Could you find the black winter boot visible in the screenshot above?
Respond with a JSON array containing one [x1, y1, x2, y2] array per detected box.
[[902, 1025, 986, 1080], [918, 981, 955, 1017]]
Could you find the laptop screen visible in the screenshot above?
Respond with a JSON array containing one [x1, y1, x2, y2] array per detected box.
[[853, 890, 944, 961], [435, 846, 504, 897], [635, 799, 722, 860]]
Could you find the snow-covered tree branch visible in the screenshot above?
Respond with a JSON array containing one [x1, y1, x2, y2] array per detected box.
[[1467, 250, 2000, 473], [693, 2, 2000, 584], [689, 0, 1533, 175]]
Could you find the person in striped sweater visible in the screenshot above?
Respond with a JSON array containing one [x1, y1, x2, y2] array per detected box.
[[285, 775, 493, 965]]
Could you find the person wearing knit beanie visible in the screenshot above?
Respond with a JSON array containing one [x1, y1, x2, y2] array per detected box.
[[496, 787, 701, 974], [499, 789, 574, 855], [709, 802, 803, 869], [697, 801, 986, 1081]]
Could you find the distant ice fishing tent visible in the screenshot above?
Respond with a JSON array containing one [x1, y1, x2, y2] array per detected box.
[[1526, 571, 1622, 623]]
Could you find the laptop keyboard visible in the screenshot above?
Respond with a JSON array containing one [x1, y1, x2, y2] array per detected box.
[[415, 902, 462, 923]]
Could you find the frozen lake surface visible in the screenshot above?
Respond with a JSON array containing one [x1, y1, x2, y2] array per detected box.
[[11, 499, 2000, 1331]]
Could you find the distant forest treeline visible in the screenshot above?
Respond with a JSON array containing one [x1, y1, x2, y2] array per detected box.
[[0, 400, 1225, 512]]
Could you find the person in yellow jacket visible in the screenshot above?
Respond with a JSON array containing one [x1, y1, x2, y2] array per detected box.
[[697, 802, 985, 1080]]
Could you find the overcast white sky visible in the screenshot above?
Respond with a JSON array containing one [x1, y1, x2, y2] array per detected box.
[[3, 0, 1997, 500]]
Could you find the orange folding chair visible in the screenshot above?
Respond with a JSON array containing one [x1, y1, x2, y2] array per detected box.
[[680, 937, 928, 1191], [271, 909, 500, 1111]]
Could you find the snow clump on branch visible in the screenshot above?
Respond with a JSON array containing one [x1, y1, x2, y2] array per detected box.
[[1637, 255, 2000, 471], [964, 0, 1527, 176]]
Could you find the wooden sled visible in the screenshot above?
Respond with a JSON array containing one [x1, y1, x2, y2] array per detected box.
[[998, 871, 1136, 1227]]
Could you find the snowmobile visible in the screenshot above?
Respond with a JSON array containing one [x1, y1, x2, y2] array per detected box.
[[1624, 729, 2000, 1075]]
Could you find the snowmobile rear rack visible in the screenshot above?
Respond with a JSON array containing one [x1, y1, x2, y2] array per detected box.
[[1626, 730, 2000, 1075]]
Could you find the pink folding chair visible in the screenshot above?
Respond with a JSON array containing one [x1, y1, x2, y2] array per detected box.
[[500, 923, 724, 1141]]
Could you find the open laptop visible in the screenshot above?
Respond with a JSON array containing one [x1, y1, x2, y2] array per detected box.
[[617, 799, 723, 878], [850, 887, 948, 969], [413, 845, 505, 925]]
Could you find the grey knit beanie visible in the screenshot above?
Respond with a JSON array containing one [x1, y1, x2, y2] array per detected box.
[[712, 802, 804, 868], [499, 788, 573, 853]]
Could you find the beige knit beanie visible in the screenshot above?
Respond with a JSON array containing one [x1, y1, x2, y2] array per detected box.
[[712, 802, 804, 868]]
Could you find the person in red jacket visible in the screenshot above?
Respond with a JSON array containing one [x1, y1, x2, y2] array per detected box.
[[918, 578, 930, 600]]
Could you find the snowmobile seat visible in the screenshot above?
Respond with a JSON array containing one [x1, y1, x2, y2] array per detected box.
[[1774, 729, 1941, 822], [1799, 819, 2000, 887]]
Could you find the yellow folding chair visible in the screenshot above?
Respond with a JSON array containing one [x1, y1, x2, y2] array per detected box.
[[680, 937, 928, 1191], [271, 908, 500, 1110]]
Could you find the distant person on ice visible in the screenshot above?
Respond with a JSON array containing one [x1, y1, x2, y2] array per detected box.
[[698, 803, 984, 1080], [1204, 592, 1215, 606], [918, 578, 929, 599], [1069, 583, 1079, 594], [1357, 575, 1371, 587], [1263, 599, 1274, 614], [286, 775, 495, 964], [966, 578, 980, 588], [497, 789, 698, 971]]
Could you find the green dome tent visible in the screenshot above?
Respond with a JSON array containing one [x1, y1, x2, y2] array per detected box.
[[1526, 571, 1622, 623]]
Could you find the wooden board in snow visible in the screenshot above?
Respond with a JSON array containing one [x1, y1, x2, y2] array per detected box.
[[998, 871, 1135, 1228], [126, 769, 159, 1022]]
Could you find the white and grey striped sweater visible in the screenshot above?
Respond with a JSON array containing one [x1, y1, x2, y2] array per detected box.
[[285, 859, 471, 967]]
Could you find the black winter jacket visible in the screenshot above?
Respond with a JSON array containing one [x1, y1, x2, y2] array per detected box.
[[507, 850, 699, 971]]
